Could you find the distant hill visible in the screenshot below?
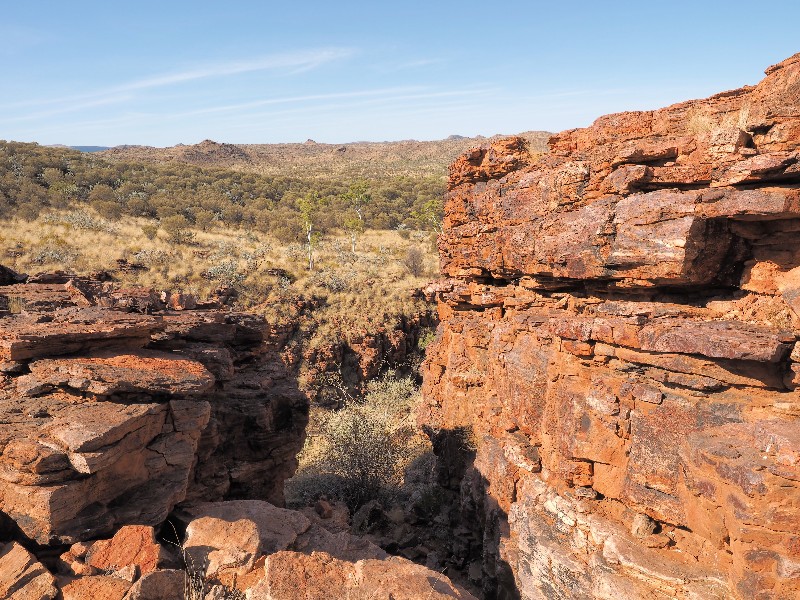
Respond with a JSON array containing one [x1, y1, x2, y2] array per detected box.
[[98, 132, 551, 180]]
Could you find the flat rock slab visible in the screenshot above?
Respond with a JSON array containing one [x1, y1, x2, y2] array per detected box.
[[636, 320, 795, 363], [182, 500, 311, 577], [0, 398, 169, 481], [0, 308, 158, 361], [56, 574, 132, 600], [249, 551, 478, 600], [85, 525, 169, 575], [28, 349, 214, 396]]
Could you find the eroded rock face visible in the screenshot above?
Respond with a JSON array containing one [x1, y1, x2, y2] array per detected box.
[[422, 54, 800, 599], [0, 279, 308, 545], [0, 278, 473, 599]]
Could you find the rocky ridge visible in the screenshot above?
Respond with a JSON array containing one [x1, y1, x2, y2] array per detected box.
[[0, 276, 307, 547], [97, 132, 551, 180], [421, 54, 800, 599]]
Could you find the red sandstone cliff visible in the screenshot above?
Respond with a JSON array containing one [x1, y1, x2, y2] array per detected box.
[[421, 54, 800, 599]]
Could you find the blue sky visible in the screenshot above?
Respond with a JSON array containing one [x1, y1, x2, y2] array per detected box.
[[1, 1, 798, 146]]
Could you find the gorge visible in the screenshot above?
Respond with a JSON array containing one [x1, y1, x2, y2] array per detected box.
[[1, 54, 799, 599]]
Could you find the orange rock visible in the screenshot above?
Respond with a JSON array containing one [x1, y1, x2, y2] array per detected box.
[[182, 500, 311, 577], [247, 551, 478, 599], [56, 574, 131, 600], [85, 525, 167, 575], [121, 569, 184, 600], [0, 274, 308, 544]]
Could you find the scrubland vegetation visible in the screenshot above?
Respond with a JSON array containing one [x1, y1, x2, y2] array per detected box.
[[0, 140, 444, 235], [0, 139, 441, 352]]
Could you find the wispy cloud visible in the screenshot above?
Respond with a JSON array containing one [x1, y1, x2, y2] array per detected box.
[[0, 47, 355, 112], [164, 86, 427, 118], [116, 48, 354, 92], [0, 95, 133, 123], [394, 58, 446, 70], [210, 87, 495, 122]]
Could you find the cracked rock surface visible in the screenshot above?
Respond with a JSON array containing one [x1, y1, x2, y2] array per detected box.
[[422, 54, 800, 599]]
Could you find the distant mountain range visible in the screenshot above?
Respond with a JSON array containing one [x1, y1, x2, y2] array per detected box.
[[94, 132, 552, 180]]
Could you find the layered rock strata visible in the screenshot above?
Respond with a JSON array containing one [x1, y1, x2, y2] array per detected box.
[[0, 277, 308, 545], [422, 55, 800, 599]]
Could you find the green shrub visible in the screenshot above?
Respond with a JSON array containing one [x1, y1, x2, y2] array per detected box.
[[141, 223, 159, 240], [160, 214, 195, 244], [204, 259, 246, 289], [286, 372, 425, 511], [417, 328, 437, 351]]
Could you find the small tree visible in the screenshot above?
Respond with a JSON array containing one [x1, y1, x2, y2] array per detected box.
[[160, 214, 195, 245], [287, 373, 421, 510], [193, 209, 216, 232], [340, 181, 370, 252], [297, 192, 325, 270], [342, 180, 370, 224], [342, 213, 364, 253]]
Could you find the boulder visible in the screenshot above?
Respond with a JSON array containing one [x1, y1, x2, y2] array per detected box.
[[0, 542, 57, 600], [85, 525, 169, 575], [247, 550, 478, 599], [56, 575, 132, 600], [26, 350, 215, 396], [182, 500, 310, 577], [121, 569, 185, 600]]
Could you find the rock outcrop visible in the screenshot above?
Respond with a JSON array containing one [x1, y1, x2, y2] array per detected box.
[[422, 55, 800, 599], [46, 499, 476, 600], [0, 542, 57, 599], [0, 277, 308, 545]]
